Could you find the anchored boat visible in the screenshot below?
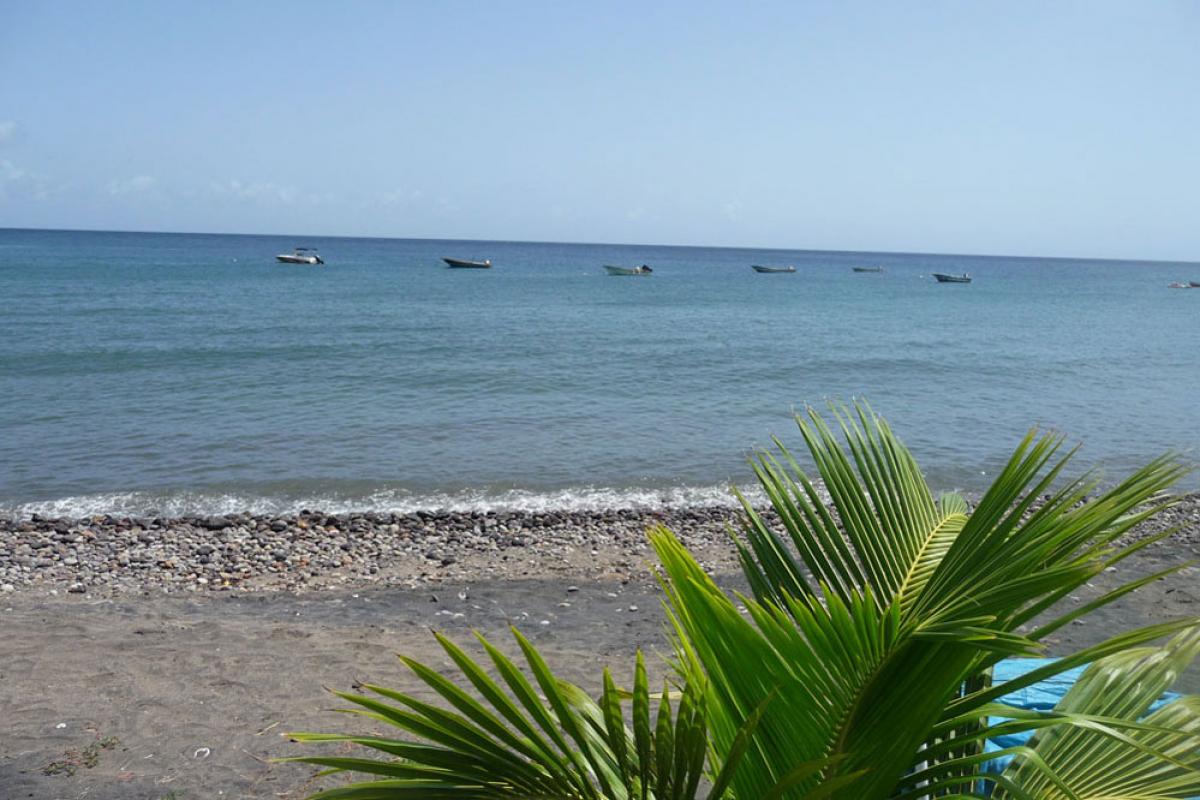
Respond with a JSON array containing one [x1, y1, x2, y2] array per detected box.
[[852, 266, 884, 273], [751, 265, 796, 273], [933, 272, 972, 284], [604, 265, 652, 276], [443, 257, 492, 269], [276, 248, 324, 265]]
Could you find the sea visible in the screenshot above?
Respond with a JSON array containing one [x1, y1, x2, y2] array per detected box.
[[2, 228, 1197, 518]]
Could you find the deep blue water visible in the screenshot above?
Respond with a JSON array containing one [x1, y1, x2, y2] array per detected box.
[[1, 228, 1198, 515]]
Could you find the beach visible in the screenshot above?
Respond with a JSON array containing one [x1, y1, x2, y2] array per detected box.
[[3, 499, 1199, 799]]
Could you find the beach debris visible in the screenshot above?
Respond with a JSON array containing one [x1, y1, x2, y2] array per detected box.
[[55, 722, 66, 729], [43, 735, 120, 776], [193, 747, 211, 759]]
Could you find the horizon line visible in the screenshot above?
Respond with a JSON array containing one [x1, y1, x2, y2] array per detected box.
[[2, 225, 1197, 267]]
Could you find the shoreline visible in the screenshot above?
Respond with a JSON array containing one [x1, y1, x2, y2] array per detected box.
[[2, 494, 1199, 597]]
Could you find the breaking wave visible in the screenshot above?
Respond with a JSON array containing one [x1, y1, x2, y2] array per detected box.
[[0, 483, 769, 519]]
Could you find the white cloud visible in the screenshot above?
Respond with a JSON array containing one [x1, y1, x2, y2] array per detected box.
[[0, 159, 51, 200], [380, 187, 425, 206], [0, 121, 16, 146], [211, 179, 299, 205], [1, 160, 26, 181], [108, 175, 157, 196]]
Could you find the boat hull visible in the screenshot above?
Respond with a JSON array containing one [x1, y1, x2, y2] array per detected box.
[[443, 258, 492, 269], [751, 265, 795, 273], [932, 273, 971, 283], [852, 267, 884, 273], [276, 255, 323, 265], [604, 265, 651, 276]]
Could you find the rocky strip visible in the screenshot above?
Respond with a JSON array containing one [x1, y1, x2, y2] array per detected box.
[[1, 494, 1197, 597], [0, 507, 750, 596]]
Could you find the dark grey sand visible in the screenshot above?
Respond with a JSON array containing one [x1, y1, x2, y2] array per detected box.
[[2, 500, 1199, 799]]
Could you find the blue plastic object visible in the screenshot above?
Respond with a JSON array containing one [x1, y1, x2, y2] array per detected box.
[[982, 657, 1182, 782]]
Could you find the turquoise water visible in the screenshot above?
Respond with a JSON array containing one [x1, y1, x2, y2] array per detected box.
[[1, 228, 1197, 515]]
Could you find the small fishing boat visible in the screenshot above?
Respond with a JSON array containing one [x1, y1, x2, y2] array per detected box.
[[276, 247, 324, 265], [604, 264, 653, 276], [933, 272, 972, 284], [1169, 282, 1190, 289], [852, 266, 884, 273], [443, 257, 492, 269], [1190, 281, 1200, 288], [751, 265, 796, 273]]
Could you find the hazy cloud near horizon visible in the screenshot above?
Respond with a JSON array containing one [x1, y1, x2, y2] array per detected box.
[[1, 1, 1199, 261], [108, 175, 157, 197]]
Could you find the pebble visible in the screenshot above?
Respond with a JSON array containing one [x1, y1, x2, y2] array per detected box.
[[0, 506, 752, 596], [1, 493, 1195, 597]]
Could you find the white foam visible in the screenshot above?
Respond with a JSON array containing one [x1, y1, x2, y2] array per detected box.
[[1, 484, 769, 518]]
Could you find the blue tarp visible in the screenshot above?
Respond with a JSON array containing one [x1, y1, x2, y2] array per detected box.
[[982, 657, 1183, 781]]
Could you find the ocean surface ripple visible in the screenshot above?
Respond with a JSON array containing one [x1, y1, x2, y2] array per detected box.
[[2, 229, 1197, 516]]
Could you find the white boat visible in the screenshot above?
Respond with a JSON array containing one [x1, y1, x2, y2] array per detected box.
[[276, 248, 324, 265], [604, 265, 653, 276], [933, 272, 971, 284], [443, 257, 492, 269], [751, 265, 796, 273]]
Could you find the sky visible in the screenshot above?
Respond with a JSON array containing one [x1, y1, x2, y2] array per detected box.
[[1, 0, 1199, 260]]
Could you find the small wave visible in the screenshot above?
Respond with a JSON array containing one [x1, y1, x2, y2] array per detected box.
[[0, 484, 768, 519]]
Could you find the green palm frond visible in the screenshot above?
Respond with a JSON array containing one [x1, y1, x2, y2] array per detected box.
[[288, 629, 759, 799], [997, 630, 1200, 799], [661, 402, 1194, 799]]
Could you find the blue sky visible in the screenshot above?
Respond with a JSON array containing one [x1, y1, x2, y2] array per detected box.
[[2, 1, 1198, 259]]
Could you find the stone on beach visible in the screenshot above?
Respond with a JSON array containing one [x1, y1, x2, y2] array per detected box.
[[0, 497, 1197, 597]]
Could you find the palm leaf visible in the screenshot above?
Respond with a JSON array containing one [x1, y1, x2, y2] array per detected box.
[[290, 628, 758, 798], [662, 402, 1191, 799], [997, 630, 1200, 799]]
